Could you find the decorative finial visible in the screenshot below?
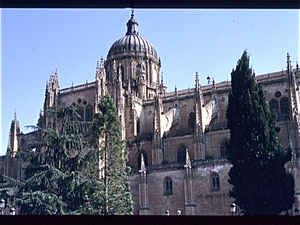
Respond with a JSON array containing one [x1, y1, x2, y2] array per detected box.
[[207, 76, 211, 84], [195, 72, 200, 90], [14, 109, 17, 121], [100, 56, 104, 68], [96, 60, 100, 70], [287, 53, 292, 73]]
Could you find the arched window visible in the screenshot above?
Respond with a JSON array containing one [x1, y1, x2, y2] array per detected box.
[[85, 105, 93, 122], [211, 172, 220, 192], [137, 151, 148, 169], [177, 145, 187, 163], [164, 177, 173, 196], [220, 139, 229, 158], [188, 112, 196, 129], [269, 99, 279, 114], [280, 97, 289, 115], [47, 122, 52, 129], [77, 106, 84, 121]]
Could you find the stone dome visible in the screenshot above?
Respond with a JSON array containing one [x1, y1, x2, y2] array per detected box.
[[107, 12, 158, 60]]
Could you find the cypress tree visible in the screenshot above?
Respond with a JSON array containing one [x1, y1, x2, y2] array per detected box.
[[226, 51, 295, 215], [91, 92, 134, 215]]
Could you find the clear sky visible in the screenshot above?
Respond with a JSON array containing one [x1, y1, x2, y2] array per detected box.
[[1, 9, 299, 155]]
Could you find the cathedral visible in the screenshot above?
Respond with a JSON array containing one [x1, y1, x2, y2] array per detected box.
[[1, 11, 300, 215]]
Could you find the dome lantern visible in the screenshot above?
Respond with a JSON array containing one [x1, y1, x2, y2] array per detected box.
[[126, 10, 139, 36], [107, 11, 158, 60]]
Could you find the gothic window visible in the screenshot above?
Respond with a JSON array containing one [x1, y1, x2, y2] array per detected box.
[[211, 172, 220, 192], [177, 145, 187, 163], [77, 106, 84, 121], [137, 151, 148, 169], [220, 139, 229, 158], [188, 112, 196, 129], [85, 105, 93, 122], [47, 122, 52, 129], [280, 97, 289, 115], [164, 177, 173, 196], [269, 99, 279, 115]]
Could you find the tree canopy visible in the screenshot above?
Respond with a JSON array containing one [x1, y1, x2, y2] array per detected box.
[[226, 51, 295, 215], [13, 93, 134, 215], [13, 104, 104, 214]]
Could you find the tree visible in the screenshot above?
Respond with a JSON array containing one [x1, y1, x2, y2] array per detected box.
[[226, 51, 295, 215], [91, 92, 134, 215], [13, 105, 105, 215]]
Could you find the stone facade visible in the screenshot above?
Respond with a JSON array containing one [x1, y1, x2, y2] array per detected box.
[[1, 11, 300, 215]]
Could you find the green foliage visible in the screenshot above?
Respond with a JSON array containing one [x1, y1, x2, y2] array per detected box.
[[226, 51, 295, 215], [91, 92, 134, 215], [13, 104, 106, 215]]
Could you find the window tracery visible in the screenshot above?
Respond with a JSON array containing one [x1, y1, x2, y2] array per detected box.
[[164, 177, 173, 196]]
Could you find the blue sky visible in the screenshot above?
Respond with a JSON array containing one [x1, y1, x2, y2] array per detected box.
[[1, 9, 299, 155]]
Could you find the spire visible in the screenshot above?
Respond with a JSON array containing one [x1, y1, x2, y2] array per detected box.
[[100, 56, 104, 70], [96, 56, 105, 81], [96, 60, 100, 73], [287, 53, 292, 74], [7, 109, 20, 156], [14, 109, 17, 121], [175, 85, 178, 96], [126, 10, 139, 36], [195, 71, 199, 91]]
